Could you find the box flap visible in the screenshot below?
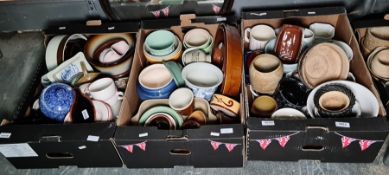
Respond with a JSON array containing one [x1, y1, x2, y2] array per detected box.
[[352, 13, 389, 29], [114, 124, 243, 141], [0, 123, 116, 143], [45, 21, 140, 35], [0, 0, 108, 32], [107, 0, 232, 21]]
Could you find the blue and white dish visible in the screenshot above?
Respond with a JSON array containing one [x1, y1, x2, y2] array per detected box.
[[39, 83, 76, 122], [137, 81, 177, 101], [181, 62, 223, 101]]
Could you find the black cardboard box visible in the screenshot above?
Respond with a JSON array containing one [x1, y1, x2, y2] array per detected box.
[[241, 7, 389, 163], [113, 15, 245, 168], [0, 21, 140, 169]]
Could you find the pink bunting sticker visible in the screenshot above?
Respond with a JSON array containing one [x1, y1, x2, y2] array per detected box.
[[341, 136, 356, 149], [257, 139, 272, 150], [122, 145, 133, 153], [225, 143, 238, 152], [212, 4, 221, 14], [136, 142, 147, 151], [276, 136, 290, 148], [359, 140, 376, 151], [162, 7, 170, 17], [210, 140, 222, 151], [151, 10, 160, 18]]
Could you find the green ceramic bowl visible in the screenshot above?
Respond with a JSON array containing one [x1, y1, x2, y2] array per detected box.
[[139, 106, 183, 127], [145, 30, 176, 56]]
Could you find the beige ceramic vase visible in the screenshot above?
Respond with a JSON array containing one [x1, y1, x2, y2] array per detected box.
[[249, 54, 283, 94]]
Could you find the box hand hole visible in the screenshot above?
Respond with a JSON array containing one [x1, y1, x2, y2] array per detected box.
[[39, 136, 61, 142], [301, 145, 325, 152], [169, 149, 191, 156], [46, 152, 74, 159], [305, 125, 329, 133], [166, 135, 189, 142]]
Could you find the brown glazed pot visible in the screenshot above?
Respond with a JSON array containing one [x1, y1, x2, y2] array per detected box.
[[275, 24, 303, 64]]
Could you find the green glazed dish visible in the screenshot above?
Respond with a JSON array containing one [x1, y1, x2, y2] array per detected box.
[[139, 106, 183, 127]]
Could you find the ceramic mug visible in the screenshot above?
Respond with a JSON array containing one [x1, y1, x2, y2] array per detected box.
[[181, 48, 211, 66], [309, 23, 335, 39], [249, 54, 283, 95], [251, 95, 277, 118], [244, 25, 276, 51], [88, 78, 118, 101], [210, 94, 240, 117], [168, 88, 194, 117], [104, 91, 124, 117], [181, 62, 224, 101], [275, 24, 303, 64]]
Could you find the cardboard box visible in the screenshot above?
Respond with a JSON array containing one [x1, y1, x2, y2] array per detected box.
[[114, 15, 245, 168], [0, 21, 140, 168], [241, 7, 389, 162]]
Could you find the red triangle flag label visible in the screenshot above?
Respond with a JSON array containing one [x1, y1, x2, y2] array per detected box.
[[212, 5, 221, 14], [225, 143, 238, 152], [136, 142, 147, 151], [122, 145, 133, 153], [210, 140, 222, 151], [276, 136, 290, 148], [359, 140, 376, 151], [341, 136, 356, 149], [257, 139, 272, 150], [151, 10, 160, 18], [162, 7, 170, 17]]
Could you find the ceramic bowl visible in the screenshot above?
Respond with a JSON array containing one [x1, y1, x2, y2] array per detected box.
[[250, 95, 277, 118], [181, 62, 223, 101], [276, 77, 309, 109], [367, 47, 389, 81], [144, 36, 182, 63], [137, 80, 177, 101], [309, 23, 335, 39], [299, 42, 349, 88], [39, 83, 76, 122], [271, 108, 306, 120], [144, 112, 176, 130], [68, 90, 96, 123], [84, 33, 134, 77], [145, 30, 176, 54], [139, 106, 183, 128], [184, 28, 212, 48], [139, 64, 173, 89], [307, 80, 379, 118], [210, 94, 240, 117]]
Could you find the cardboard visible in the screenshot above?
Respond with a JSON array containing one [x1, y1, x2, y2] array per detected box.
[[242, 7, 389, 162], [0, 21, 140, 168], [114, 15, 245, 168]]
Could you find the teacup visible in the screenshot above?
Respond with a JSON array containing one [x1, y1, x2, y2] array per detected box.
[[181, 62, 223, 101], [244, 25, 276, 51], [39, 83, 76, 122], [183, 28, 213, 54], [169, 88, 194, 117], [309, 23, 335, 39], [275, 24, 303, 64], [88, 78, 118, 101], [249, 54, 283, 95], [210, 94, 240, 117], [182, 110, 207, 129], [313, 83, 360, 118], [182, 48, 211, 66], [251, 95, 277, 117]]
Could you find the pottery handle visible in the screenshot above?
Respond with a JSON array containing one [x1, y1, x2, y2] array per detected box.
[[244, 28, 251, 43], [117, 91, 124, 100]]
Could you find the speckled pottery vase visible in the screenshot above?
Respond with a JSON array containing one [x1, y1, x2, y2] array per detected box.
[[39, 83, 76, 122]]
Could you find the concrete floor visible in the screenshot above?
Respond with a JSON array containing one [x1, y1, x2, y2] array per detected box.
[[1, 138, 388, 175]]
